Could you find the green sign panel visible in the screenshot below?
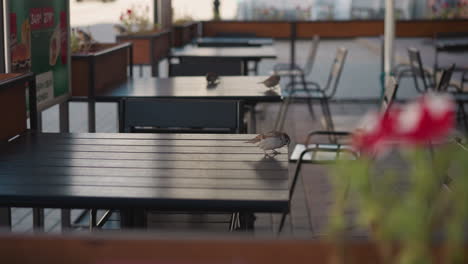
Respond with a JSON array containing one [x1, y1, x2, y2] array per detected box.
[[9, 0, 70, 111]]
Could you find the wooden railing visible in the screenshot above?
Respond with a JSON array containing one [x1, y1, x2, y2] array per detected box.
[[2, 232, 467, 264], [202, 20, 468, 38]]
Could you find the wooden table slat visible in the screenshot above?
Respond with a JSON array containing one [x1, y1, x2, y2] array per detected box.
[[0, 175, 287, 190], [1, 151, 288, 162], [0, 167, 287, 179]]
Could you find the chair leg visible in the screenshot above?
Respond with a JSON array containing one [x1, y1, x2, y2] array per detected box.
[[459, 102, 468, 133], [278, 213, 287, 234], [229, 212, 239, 231], [320, 99, 335, 142], [33, 208, 44, 231], [278, 156, 305, 234], [96, 210, 114, 228], [274, 96, 292, 132], [89, 209, 97, 231], [0, 207, 11, 230], [306, 98, 316, 120]]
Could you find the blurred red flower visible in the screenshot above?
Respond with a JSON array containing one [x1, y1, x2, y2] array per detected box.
[[352, 93, 455, 155]]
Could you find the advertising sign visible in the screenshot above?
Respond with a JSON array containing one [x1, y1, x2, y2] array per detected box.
[[9, 0, 70, 111]]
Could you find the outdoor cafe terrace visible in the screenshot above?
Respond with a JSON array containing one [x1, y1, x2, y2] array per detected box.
[[1, 1, 468, 263]]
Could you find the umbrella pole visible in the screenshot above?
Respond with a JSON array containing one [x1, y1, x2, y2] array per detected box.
[[383, 0, 395, 98]]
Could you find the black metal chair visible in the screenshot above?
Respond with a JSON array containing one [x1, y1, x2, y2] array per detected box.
[[272, 35, 320, 86], [435, 64, 456, 92], [434, 32, 468, 91], [438, 64, 468, 133], [278, 77, 399, 233], [275, 47, 348, 134], [391, 48, 434, 94], [407, 47, 435, 93]]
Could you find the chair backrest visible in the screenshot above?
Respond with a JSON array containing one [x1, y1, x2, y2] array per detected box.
[[380, 76, 399, 113], [123, 98, 243, 133], [323, 47, 348, 98], [435, 64, 455, 92], [169, 57, 243, 76], [302, 35, 320, 76], [407, 47, 432, 92]]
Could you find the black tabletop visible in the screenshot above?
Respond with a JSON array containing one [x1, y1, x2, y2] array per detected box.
[[96, 76, 282, 102], [195, 37, 274, 46], [435, 38, 468, 52], [170, 46, 277, 59], [0, 133, 289, 212]]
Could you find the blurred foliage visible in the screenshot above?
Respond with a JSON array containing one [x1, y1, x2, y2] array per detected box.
[[329, 142, 468, 264], [173, 15, 194, 26]]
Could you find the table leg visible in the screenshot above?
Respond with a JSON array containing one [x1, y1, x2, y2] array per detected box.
[[120, 209, 146, 229], [89, 209, 97, 231], [88, 100, 96, 133], [61, 209, 71, 231], [33, 208, 44, 231], [238, 212, 255, 231], [247, 103, 257, 134], [0, 207, 11, 230], [243, 60, 249, 76], [59, 101, 70, 133], [118, 100, 124, 132]]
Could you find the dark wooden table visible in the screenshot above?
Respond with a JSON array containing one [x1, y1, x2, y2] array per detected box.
[[170, 46, 277, 75], [195, 37, 274, 47], [0, 133, 289, 230], [96, 76, 283, 132]]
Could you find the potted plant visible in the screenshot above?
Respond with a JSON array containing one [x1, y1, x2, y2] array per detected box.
[[329, 93, 468, 263], [115, 5, 171, 76], [71, 29, 132, 97], [172, 16, 199, 47]]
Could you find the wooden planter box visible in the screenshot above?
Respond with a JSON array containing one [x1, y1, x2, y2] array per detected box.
[[0, 73, 36, 141], [2, 235, 468, 264], [71, 43, 132, 98], [172, 22, 200, 47], [116, 30, 171, 76]]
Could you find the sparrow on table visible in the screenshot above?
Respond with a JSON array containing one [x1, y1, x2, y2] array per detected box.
[[246, 131, 290, 157], [259, 74, 280, 89], [206, 72, 219, 86]]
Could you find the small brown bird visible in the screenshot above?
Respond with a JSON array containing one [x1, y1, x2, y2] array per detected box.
[[246, 131, 290, 157], [259, 74, 280, 89], [76, 29, 93, 43], [206, 72, 219, 85]]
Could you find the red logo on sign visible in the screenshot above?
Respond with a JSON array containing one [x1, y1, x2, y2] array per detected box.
[[30, 8, 43, 30], [43, 8, 54, 28]]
